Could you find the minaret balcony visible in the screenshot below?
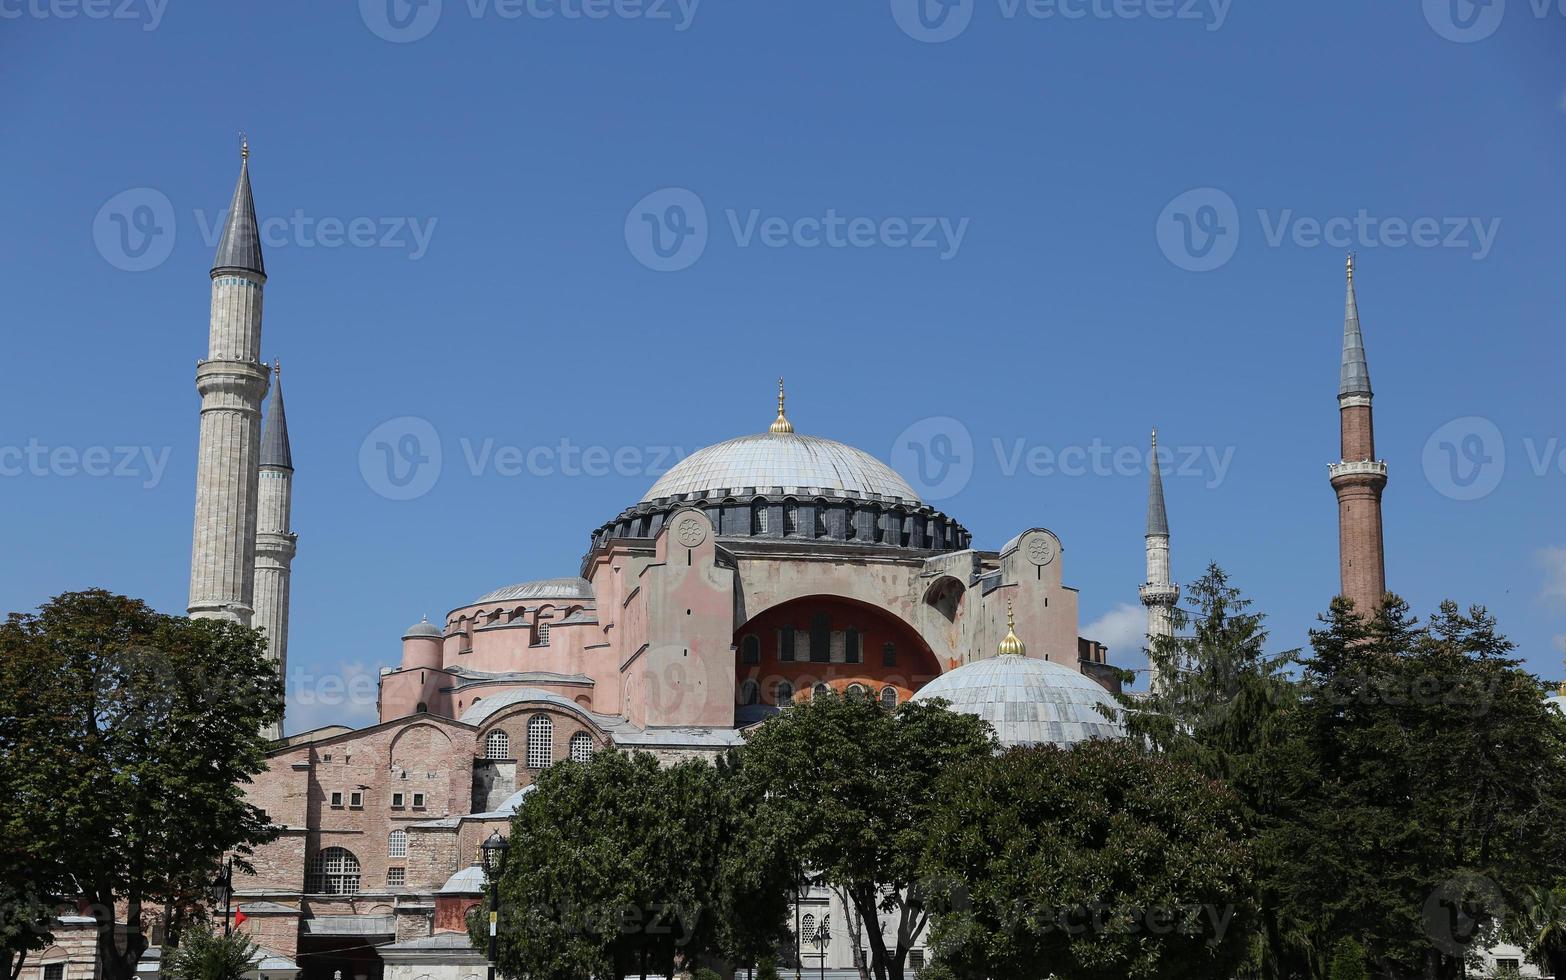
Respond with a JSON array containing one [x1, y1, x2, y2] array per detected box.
[[1139, 583, 1179, 605], [1328, 460, 1388, 480]]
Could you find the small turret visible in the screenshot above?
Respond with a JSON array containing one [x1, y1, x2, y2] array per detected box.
[[402, 617, 444, 670]]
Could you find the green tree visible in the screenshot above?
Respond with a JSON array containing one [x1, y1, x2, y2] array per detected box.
[[0, 591, 281, 980], [480, 749, 789, 980], [164, 926, 261, 980], [921, 739, 1255, 980], [1502, 886, 1566, 980], [1326, 938, 1369, 980], [1270, 597, 1566, 978], [735, 690, 995, 980]]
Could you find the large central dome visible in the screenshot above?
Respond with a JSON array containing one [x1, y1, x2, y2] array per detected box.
[[641, 431, 920, 503]]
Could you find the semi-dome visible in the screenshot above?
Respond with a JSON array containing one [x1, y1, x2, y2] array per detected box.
[[473, 577, 594, 604], [402, 617, 442, 639], [912, 654, 1126, 748], [642, 431, 919, 503]]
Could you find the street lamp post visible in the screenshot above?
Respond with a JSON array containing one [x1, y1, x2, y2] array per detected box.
[[480, 832, 510, 980], [208, 859, 234, 937], [812, 916, 829, 980]]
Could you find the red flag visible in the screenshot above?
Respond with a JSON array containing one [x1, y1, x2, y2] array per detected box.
[[233, 909, 248, 927]]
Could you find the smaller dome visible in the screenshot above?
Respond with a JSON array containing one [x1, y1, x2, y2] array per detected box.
[[403, 617, 442, 639], [437, 865, 486, 895], [912, 656, 1125, 748], [474, 577, 594, 604]]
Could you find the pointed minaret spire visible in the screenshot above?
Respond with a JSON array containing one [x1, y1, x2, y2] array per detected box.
[[254, 358, 298, 740], [769, 378, 794, 434], [212, 135, 265, 278], [1329, 254, 1389, 617], [1139, 428, 1178, 692], [1340, 253, 1371, 399]]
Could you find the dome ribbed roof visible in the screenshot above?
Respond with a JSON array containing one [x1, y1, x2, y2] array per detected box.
[[912, 656, 1126, 748], [473, 577, 594, 604], [641, 432, 919, 503], [402, 618, 441, 639]]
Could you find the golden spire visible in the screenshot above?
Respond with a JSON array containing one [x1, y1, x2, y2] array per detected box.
[[997, 600, 1026, 657], [769, 378, 794, 434]]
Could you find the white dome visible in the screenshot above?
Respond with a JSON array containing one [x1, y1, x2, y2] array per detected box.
[[912, 655, 1126, 748], [473, 577, 594, 604], [642, 432, 919, 503]]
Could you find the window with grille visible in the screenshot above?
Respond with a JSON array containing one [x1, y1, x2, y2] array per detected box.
[[42, 965, 63, 980], [570, 732, 593, 764], [535, 622, 550, 646], [388, 830, 407, 858], [784, 501, 798, 536], [910, 950, 925, 971], [386, 867, 405, 887], [751, 501, 768, 534], [881, 686, 898, 709], [801, 914, 816, 943], [306, 847, 360, 895], [485, 730, 510, 760], [776, 681, 793, 707], [846, 683, 867, 698], [527, 715, 554, 769], [813, 683, 830, 699], [741, 635, 760, 664]]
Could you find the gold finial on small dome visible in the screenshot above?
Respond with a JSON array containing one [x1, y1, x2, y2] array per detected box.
[[769, 378, 794, 434], [997, 600, 1026, 657]]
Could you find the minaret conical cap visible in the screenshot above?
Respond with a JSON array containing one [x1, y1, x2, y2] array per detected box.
[[260, 361, 292, 470], [1339, 253, 1372, 398], [1147, 427, 1169, 537], [212, 136, 266, 278]]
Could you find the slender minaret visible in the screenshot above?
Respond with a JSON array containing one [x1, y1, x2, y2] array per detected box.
[[1328, 254, 1389, 616], [1138, 429, 1178, 690], [253, 361, 296, 740], [188, 138, 270, 624]]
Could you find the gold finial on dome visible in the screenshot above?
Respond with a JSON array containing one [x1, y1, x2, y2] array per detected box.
[[998, 600, 1026, 657], [769, 378, 794, 434]]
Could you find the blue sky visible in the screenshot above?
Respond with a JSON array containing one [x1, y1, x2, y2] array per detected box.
[[3, 0, 1563, 733]]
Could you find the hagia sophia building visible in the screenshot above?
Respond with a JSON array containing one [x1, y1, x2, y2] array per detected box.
[[44, 146, 1396, 980]]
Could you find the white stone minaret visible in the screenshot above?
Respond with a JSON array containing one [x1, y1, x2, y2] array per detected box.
[[188, 140, 269, 624], [1138, 428, 1178, 691], [253, 361, 296, 740]]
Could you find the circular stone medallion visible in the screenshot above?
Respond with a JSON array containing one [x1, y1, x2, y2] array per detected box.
[[675, 515, 708, 548], [1025, 534, 1058, 567]]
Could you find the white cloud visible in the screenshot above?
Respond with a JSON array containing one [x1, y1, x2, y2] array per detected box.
[[1540, 547, 1566, 605], [285, 658, 380, 735], [1082, 602, 1148, 662]]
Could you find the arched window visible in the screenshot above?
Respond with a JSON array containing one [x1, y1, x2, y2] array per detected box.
[[484, 730, 510, 760], [415, 701, 428, 713], [570, 732, 593, 764], [881, 686, 898, 709], [784, 500, 799, 536], [526, 715, 553, 769], [388, 830, 407, 858], [751, 500, 768, 534], [813, 683, 830, 698], [802, 914, 817, 943], [738, 679, 760, 706], [741, 635, 761, 665], [307, 847, 360, 895], [814, 499, 830, 538], [535, 622, 550, 646], [775, 681, 794, 707], [844, 503, 857, 539], [846, 683, 868, 699]]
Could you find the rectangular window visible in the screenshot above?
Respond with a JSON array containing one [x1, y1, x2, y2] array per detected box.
[[845, 629, 861, 664], [391, 792, 405, 808], [386, 867, 405, 887], [43, 965, 64, 980], [882, 642, 897, 667], [809, 613, 830, 663], [329, 791, 343, 808], [910, 950, 925, 972], [411, 792, 426, 809], [349, 791, 364, 809], [780, 627, 795, 662]]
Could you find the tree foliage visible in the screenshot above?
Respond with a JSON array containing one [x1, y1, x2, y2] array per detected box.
[[921, 739, 1255, 980], [164, 926, 261, 980], [734, 690, 995, 980], [0, 591, 281, 980]]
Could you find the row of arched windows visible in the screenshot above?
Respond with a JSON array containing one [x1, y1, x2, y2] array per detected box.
[[742, 681, 898, 709], [484, 721, 594, 768]]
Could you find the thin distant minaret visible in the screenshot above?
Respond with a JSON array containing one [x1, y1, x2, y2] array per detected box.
[[189, 138, 269, 624], [253, 361, 296, 740], [1139, 429, 1178, 690], [1329, 254, 1389, 616]]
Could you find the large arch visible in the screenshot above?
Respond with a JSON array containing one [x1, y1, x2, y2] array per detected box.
[[733, 594, 942, 709]]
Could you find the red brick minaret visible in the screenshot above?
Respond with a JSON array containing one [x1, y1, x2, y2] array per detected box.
[[1329, 254, 1388, 616]]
